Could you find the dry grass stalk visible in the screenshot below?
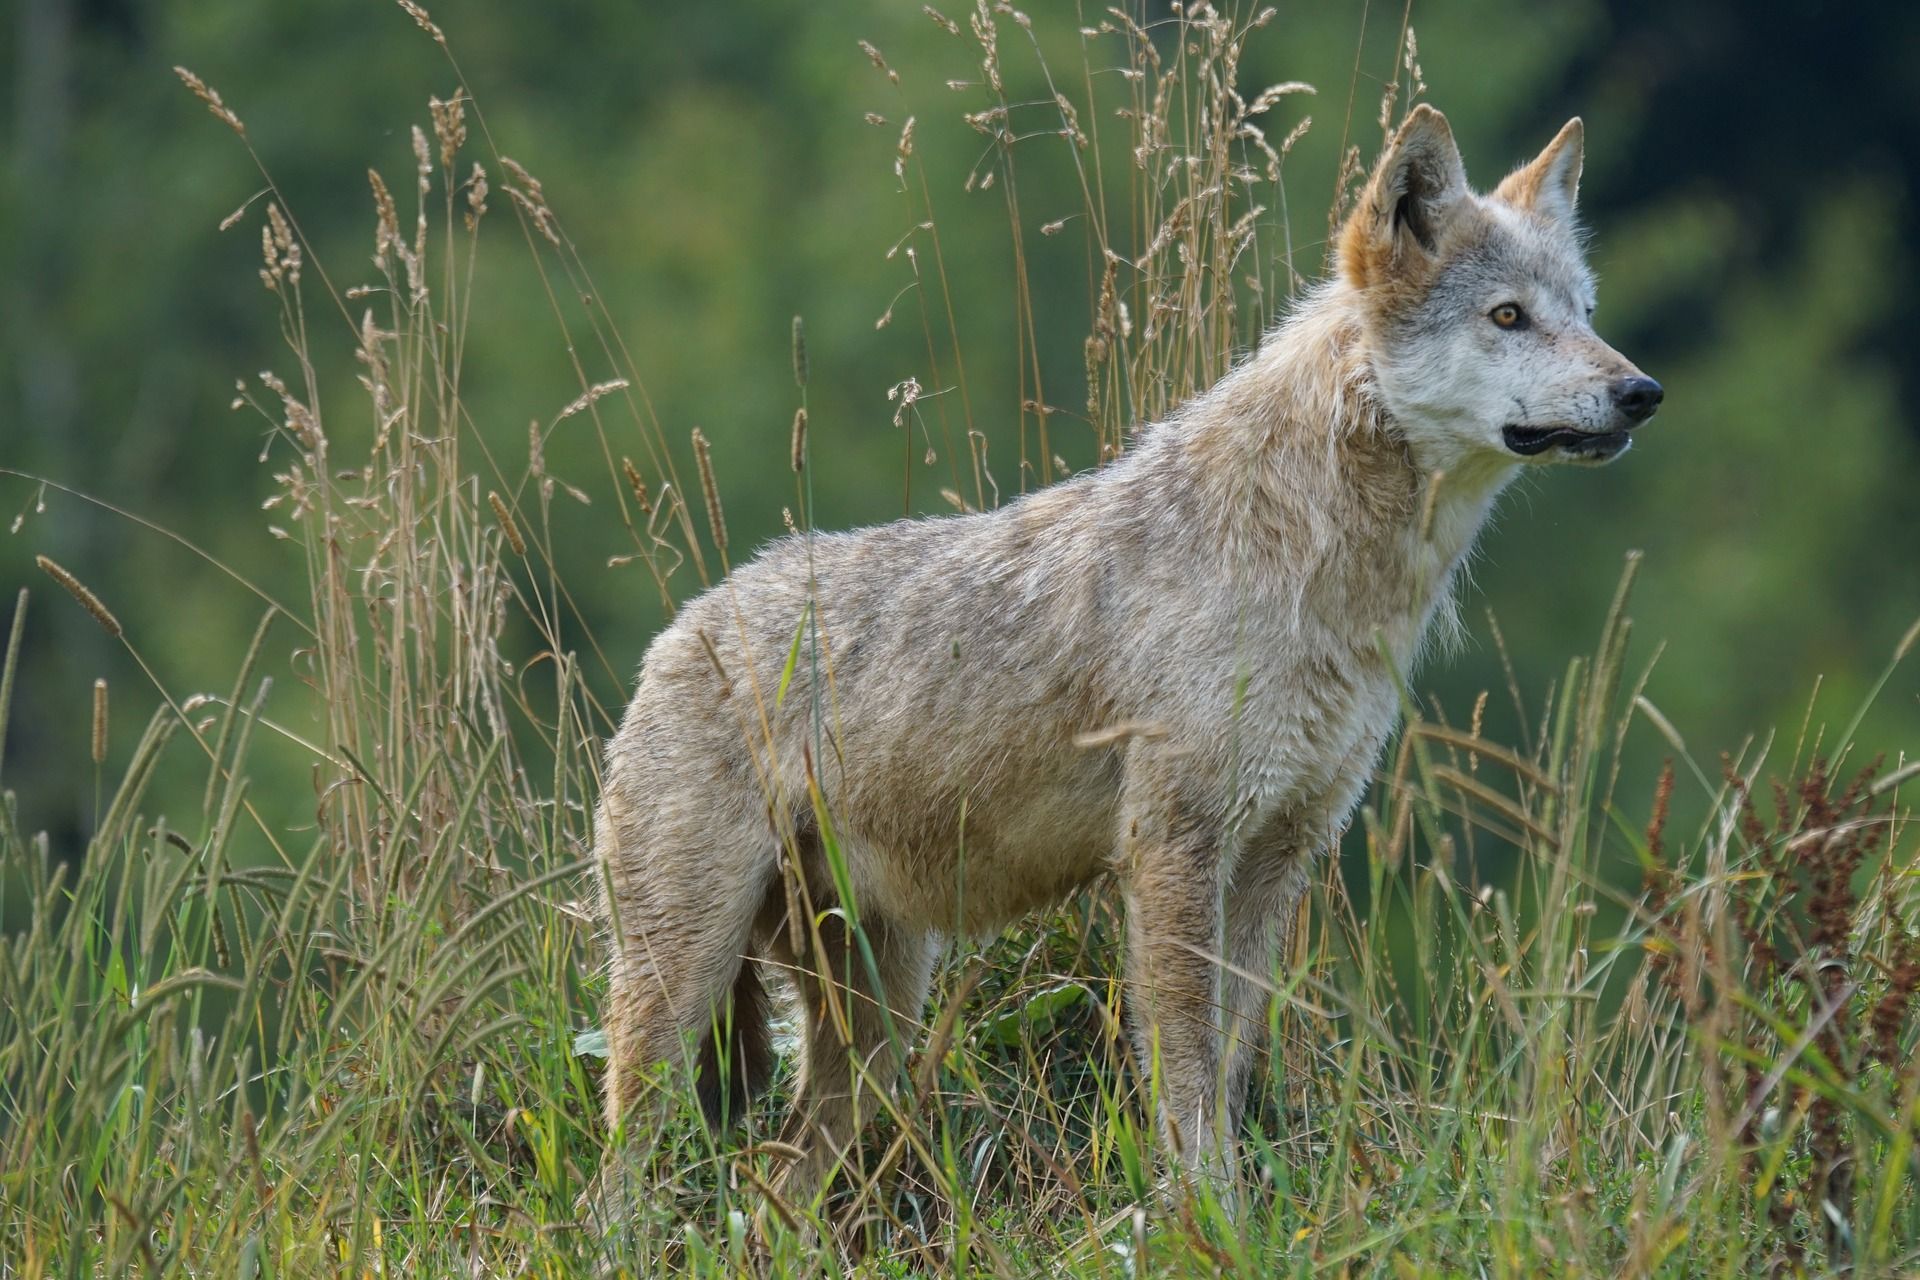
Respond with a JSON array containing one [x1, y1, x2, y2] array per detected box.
[[1071, 720, 1169, 749]]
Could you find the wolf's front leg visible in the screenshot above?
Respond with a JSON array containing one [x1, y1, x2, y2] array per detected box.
[[1219, 814, 1317, 1134], [1117, 768, 1232, 1180]]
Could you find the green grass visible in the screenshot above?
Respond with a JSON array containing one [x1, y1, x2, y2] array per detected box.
[[3, 5, 1917, 1275]]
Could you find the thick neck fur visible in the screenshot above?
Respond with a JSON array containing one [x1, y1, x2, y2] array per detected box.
[[1137, 280, 1515, 666]]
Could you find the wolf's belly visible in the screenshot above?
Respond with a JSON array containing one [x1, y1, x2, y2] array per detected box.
[[837, 751, 1123, 935]]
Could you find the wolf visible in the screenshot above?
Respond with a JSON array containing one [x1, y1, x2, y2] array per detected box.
[[593, 105, 1660, 1204]]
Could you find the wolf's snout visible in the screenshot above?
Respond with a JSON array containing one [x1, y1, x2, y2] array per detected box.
[[1611, 376, 1664, 423]]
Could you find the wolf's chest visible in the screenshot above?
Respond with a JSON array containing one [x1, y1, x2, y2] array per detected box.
[[1224, 644, 1401, 835]]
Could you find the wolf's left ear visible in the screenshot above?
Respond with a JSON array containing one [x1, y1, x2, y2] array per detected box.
[[1495, 118, 1583, 225], [1340, 104, 1470, 286]]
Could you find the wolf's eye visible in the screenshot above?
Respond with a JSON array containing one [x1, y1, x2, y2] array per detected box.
[[1490, 303, 1529, 330]]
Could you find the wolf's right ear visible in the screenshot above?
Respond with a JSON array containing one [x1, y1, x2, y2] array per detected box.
[[1495, 117, 1583, 225], [1339, 104, 1470, 288]]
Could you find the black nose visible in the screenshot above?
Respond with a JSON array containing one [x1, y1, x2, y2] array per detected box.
[[1612, 375, 1664, 423]]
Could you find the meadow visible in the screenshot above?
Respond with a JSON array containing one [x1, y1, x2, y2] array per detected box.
[[2, 4, 1916, 1275]]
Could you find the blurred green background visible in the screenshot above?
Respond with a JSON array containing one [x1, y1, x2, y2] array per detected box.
[[4, 0, 1917, 861]]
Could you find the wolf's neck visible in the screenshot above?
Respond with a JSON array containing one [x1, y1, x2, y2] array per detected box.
[[1177, 284, 1513, 659]]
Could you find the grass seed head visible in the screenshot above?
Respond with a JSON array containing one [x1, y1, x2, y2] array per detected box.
[[620, 456, 652, 513], [395, 0, 447, 45], [692, 427, 726, 553], [430, 93, 467, 169], [368, 169, 401, 272], [91, 679, 108, 765], [487, 492, 526, 556], [35, 556, 121, 638], [464, 162, 489, 232], [500, 157, 561, 246], [173, 66, 245, 136], [1869, 940, 1920, 1067], [259, 203, 300, 291]]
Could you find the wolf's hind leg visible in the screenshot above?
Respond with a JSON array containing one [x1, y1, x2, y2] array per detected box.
[[768, 907, 937, 1208], [599, 805, 779, 1138]]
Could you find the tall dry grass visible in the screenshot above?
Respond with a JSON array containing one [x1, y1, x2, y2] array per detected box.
[[0, 3, 1914, 1275]]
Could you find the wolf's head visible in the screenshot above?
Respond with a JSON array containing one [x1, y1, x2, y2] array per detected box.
[[1337, 105, 1661, 470]]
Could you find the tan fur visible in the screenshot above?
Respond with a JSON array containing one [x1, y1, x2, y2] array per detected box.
[[593, 104, 1658, 1206]]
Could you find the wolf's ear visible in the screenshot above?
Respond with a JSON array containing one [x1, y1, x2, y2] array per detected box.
[[1340, 104, 1470, 286], [1495, 117, 1583, 225]]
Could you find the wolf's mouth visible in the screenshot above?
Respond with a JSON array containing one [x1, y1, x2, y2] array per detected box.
[[1501, 424, 1632, 460]]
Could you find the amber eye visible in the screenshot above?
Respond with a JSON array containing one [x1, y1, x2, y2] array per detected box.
[[1490, 302, 1528, 330]]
